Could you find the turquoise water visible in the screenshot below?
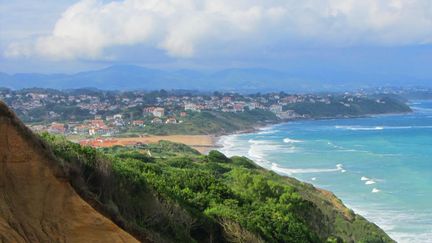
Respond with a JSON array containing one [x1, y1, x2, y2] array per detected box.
[[219, 100, 432, 242]]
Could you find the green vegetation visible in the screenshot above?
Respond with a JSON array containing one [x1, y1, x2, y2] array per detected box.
[[127, 109, 279, 135], [41, 133, 393, 243], [285, 96, 411, 118]]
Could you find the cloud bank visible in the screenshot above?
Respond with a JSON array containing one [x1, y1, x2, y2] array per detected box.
[[5, 0, 432, 60]]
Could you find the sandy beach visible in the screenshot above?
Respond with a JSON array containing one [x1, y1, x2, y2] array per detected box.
[[79, 135, 219, 154]]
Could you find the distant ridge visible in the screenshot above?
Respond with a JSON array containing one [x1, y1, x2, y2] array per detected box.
[[0, 101, 138, 242], [1, 65, 428, 92]]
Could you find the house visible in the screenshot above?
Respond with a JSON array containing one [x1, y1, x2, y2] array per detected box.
[[276, 110, 300, 119], [222, 96, 232, 103], [113, 114, 123, 119], [184, 103, 201, 112], [73, 125, 87, 134], [151, 118, 163, 124], [269, 104, 283, 113], [143, 107, 156, 116], [153, 108, 165, 118], [233, 103, 245, 112], [180, 112, 187, 117], [48, 122, 66, 134], [165, 117, 177, 124], [90, 119, 105, 128], [132, 120, 145, 126]]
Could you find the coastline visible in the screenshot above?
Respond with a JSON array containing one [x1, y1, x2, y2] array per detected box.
[[214, 107, 432, 243], [72, 110, 413, 155], [213, 110, 414, 153], [77, 134, 221, 154]]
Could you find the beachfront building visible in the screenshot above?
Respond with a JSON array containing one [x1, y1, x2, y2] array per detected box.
[[270, 104, 283, 113]]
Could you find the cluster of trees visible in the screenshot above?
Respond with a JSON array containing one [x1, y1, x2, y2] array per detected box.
[[40, 133, 392, 243], [284, 96, 411, 118]]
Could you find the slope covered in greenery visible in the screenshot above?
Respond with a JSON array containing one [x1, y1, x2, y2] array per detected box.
[[126, 109, 279, 135], [284, 96, 411, 118], [41, 133, 393, 243]]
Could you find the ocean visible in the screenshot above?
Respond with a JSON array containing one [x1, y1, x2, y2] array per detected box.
[[218, 100, 432, 243]]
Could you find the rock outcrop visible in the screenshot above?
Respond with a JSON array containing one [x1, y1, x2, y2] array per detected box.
[[0, 101, 138, 243]]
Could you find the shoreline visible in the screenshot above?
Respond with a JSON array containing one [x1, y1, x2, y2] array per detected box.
[[77, 134, 221, 154], [214, 110, 414, 151], [72, 110, 413, 155], [214, 109, 426, 243]]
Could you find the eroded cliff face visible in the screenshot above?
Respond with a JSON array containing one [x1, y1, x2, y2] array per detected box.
[[0, 101, 138, 243]]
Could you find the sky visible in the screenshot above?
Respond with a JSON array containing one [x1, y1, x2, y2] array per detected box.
[[1, 0, 432, 83]]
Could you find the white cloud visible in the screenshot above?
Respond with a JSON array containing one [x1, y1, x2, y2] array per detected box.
[[5, 0, 432, 60]]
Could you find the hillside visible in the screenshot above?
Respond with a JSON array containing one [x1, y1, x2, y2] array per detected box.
[[0, 101, 138, 242], [42, 137, 393, 241], [0, 101, 394, 242]]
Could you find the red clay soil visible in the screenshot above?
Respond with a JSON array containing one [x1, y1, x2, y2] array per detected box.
[[0, 101, 138, 243]]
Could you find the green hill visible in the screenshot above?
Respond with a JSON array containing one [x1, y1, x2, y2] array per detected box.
[[41, 133, 394, 243]]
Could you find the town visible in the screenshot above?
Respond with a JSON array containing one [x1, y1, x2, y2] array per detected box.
[[0, 87, 412, 137]]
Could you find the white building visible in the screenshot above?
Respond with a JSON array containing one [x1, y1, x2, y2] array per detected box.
[[153, 108, 165, 118]]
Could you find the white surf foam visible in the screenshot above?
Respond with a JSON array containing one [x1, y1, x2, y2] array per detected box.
[[365, 180, 376, 185], [258, 130, 277, 135], [336, 125, 432, 131], [283, 137, 303, 143], [372, 188, 380, 193], [361, 176, 370, 181], [335, 125, 384, 131], [270, 163, 343, 176]]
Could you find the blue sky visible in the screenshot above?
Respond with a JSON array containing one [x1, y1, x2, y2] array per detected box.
[[1, 0, 432, 84]]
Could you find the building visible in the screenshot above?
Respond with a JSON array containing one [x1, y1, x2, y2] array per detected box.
[[143, 107, 156, 116], [276, 110, 300, 119], [153, 108, 165, 118], [151, 118, 163, 124], [165, 117, 177, 124], [233, 102, 245, 112], [90, 119, 105, 128], [269, 104, 283, 113], [132, 120, 145, 126], [113, 114, 123, 119], [184, 103, 201, 112], [48, 122, 66, 134]]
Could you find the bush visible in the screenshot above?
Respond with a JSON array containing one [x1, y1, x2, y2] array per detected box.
[[207, 150, 230, 163]]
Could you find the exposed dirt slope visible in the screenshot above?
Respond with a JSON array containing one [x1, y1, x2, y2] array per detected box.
[[0, 101, 138, 243]]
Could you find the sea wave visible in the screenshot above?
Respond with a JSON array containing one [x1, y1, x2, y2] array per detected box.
[[411, 106, 432, 113], [365, 180, 376, 185], [350, 206, 432, 243], [257, 130, 278, 135], [372, 188, 380, 193], [283, 137, 303, 143], [335, 125, 384, 131], [247, 139, 281, 166], [217, 135, 245, 157], [335, 125, 432, 131], [270, 163, 344, 176]]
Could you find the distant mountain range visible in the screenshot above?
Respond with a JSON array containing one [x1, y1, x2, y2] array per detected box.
[[0, 65, 430, 92]]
